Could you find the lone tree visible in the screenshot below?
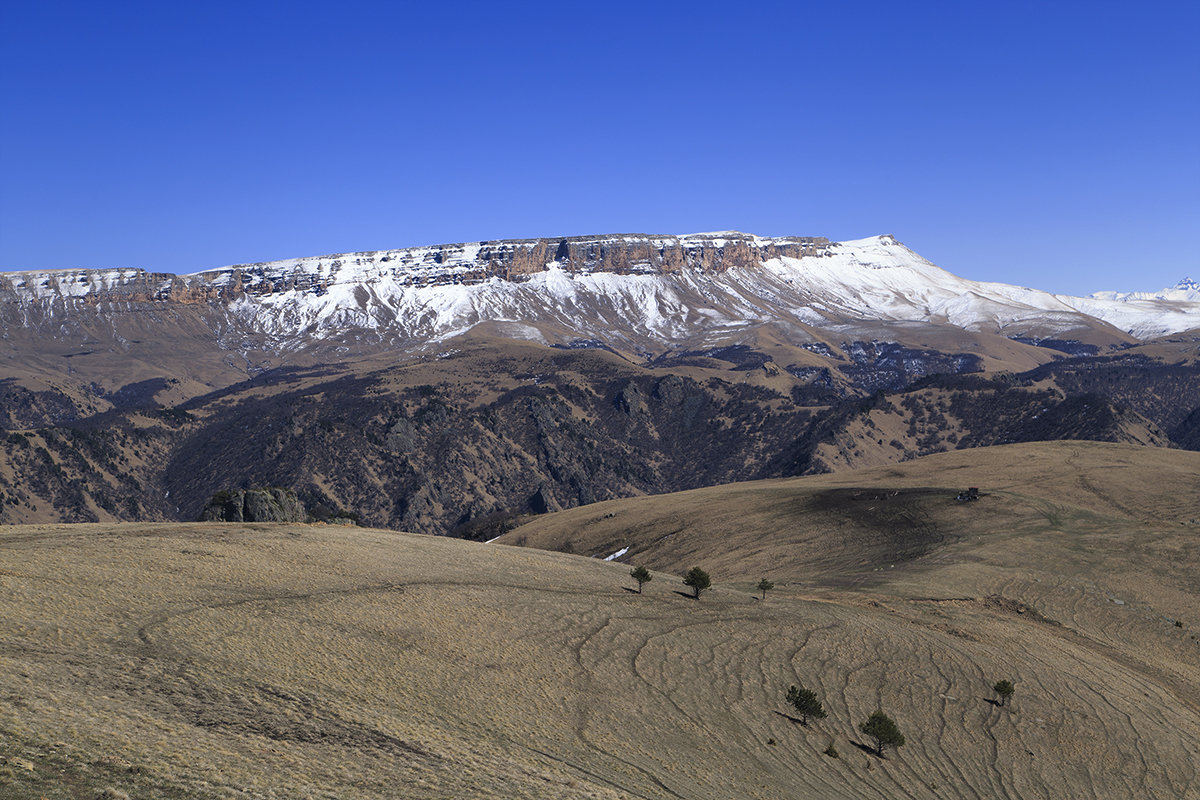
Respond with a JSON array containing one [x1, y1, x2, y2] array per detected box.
[[993, 679, 1014, 707], [682, 566, 711, 598], [757, 578, 775, 600], [785, 684, 827, 726], [630, 565, 652, 594], [859, 710, 905, 757]]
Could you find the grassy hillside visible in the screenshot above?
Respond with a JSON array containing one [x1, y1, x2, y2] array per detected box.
[[502, 440, 1200, 577], [2, 442, 1199, 798]]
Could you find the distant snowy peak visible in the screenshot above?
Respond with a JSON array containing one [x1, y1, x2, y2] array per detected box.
[[1089, 277, 1200, 303]]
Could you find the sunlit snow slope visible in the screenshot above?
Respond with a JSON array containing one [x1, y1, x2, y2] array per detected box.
[[2, 233, 1197, 347]]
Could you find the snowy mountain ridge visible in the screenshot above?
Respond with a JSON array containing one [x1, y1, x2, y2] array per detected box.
[[1088, 277, 1200, 303], [3, 233, 1198, 346]]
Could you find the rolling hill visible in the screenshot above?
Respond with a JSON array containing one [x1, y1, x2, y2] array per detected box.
[[2, 442, 1198, 799]]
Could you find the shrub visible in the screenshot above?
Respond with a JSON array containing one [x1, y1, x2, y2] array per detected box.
[[859, 710, 905, 757], [682, 566, 711, 598], [630, 565, 652, 593], [993, 679, 1014, 707], [785, 684, 827, 725]]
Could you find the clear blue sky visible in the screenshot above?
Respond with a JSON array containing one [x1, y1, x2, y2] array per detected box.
[[2, 0, 1196, 295]]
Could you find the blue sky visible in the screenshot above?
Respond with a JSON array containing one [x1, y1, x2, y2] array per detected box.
[[1, 1, 1196, 295]]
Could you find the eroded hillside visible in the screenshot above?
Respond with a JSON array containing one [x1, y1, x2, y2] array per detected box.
[[3, 333, 1200, 533]]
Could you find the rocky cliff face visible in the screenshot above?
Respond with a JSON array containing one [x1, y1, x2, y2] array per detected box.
[[1, 233, 833, 303], [6, 232, 1197, 352], [0, 268, 231, 304], [204, 232, 836, 291]]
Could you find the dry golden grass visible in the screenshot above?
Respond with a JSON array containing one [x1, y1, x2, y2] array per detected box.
[[2, 442, 1199, 798]]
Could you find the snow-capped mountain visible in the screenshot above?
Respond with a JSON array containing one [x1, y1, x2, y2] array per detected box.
[[1089, 277, 1200, 303], [4, 231, 1200, 536], [3, 233, 1198, 351]]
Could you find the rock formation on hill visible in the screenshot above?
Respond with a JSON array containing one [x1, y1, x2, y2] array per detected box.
[[198, 488, 306, 523]]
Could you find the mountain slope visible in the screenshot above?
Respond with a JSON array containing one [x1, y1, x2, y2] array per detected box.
[[4, 334, 1193, 534], [2, 231, 1200, 532]]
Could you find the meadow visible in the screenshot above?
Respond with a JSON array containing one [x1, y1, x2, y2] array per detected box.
[[2, 441, 1198, 798]]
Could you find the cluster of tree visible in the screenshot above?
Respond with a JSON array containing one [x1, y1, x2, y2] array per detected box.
[[629, 565, 779, 602], [781, 678, 1016, 758], [785, 683, 904, 758], [625, 564, 1019, 762], [628, 565, 713, 598]]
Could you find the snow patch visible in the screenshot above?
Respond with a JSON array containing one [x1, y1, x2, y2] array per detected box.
[[603, 546, 630, 561]]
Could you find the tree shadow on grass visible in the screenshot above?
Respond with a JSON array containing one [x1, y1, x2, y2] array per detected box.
[[673, 590, 699, 599], [621, 586, 641, 594], [772, 710, 807, 726], [851, 741, 885, 759]]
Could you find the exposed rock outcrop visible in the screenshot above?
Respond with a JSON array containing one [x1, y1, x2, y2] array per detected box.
[[199, 488, 306, 523]]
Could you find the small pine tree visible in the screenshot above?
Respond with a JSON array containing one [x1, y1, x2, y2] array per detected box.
[[682, 566, 711, 598], [757, 578, 774, 600], [993, 679, 1014, 707], [785, 684, 827, 726], [630, 565, 652, 593], [859, 710, 905, 757]]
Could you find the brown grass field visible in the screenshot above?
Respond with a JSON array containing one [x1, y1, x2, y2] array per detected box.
[[2, 441, 1199, 798]]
